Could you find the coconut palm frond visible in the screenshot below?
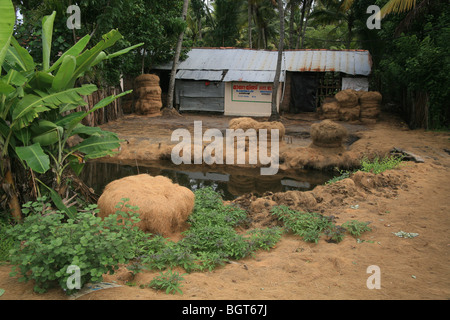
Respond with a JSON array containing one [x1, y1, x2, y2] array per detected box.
[[380, 0, 417, 18]]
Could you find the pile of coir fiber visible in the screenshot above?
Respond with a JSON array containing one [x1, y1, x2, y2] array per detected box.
[[97, 174, 195, 237], [133, 74, 163, 115]]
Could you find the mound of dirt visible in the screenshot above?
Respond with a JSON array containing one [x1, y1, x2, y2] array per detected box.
[[234, 169, 407, 229], [97, 174, 195, 236]]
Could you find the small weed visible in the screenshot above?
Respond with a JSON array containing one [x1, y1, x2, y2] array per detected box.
[[326, 169, 353, 185], [360, 155, 404, 174], [271, 206, 371, 243], [341, 220, 372, 237], [148, 269, 186, 295]]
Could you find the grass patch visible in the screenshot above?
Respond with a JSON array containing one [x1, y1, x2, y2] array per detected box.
[[271, 205, 371, 243], [326, 155, 404, 184]]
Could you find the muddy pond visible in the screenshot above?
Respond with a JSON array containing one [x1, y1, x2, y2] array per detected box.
[[81, 160, 335, 201]]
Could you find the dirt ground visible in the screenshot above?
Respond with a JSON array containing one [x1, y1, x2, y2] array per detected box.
[[1, 111, 449, 300]]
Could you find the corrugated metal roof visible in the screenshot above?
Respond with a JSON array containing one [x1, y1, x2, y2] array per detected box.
[[175, 70, 224, 81], [158, 48, 372, 81], [284, 50, 371, 75]]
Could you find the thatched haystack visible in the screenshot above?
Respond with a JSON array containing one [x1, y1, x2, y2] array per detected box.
[[228, 117, 285, 140], [134, 74, 163, 115], [359, 91, 382, 123], [97, 174, 195, 236], [310, 120, 348, 149], [335, 89, 360, 121], [319, 98, 340, 121]]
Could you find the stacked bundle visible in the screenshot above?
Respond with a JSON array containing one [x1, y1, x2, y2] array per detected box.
[[335, 89, 360, 122], [319, 97, 340, 121], [359, 91, 382, 123], [228, 117, 286, 141], [133, 74, 163, 115]]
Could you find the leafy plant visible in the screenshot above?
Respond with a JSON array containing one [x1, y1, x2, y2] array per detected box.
[[140, 187, 282, 273], [272, 205, 371, 243], [341, 220, 372, 237], [0, 5, 143, 220], [326, 169, 353, 185], [7, 199, 142, 294], [360, 155, 404, 174], [148, 269, 186, 295], [271, 205, 334, 243]]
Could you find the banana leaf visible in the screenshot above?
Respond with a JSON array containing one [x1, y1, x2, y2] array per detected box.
[[0, 0, 15, 72], [15, 143, 50, 174]]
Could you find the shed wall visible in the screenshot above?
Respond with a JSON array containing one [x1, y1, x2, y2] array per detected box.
[[176, 80, 225, 112], [224, 82, 281, 117]]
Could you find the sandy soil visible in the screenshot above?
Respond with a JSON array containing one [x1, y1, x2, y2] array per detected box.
[[1, 112, 449, 300]]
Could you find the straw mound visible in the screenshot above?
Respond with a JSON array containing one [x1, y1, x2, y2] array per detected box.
[[97, 174, 195, 236], [318, 90, 382, 123], [335, 89, 359, 108], [320, 99, 340, 121], [310, 120, 348, 148], [134, 74, 162, 115], [339, 105, 360, 122], [229, 117, 285, 140]]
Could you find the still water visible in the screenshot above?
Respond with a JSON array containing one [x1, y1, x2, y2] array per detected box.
[[80, 160, 335, 201]]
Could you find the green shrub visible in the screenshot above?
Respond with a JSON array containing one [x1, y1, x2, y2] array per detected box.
[[140, 187, 283, 274], [148, 269, 186, 295], [7, 199, 142, 294], [0, 224, 14, 263], [360, 155, 404, 174], [271, 206, 335, 243], [341, 220, 372, 237], [271, 205, 371, 243]]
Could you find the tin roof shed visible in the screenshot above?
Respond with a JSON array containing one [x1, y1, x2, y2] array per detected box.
[[157, 48, 372, 82]]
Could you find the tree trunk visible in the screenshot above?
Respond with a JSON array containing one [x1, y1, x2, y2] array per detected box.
[[288, 0, 296, 49], [248, 0, 252, 48], [166, 0, 190, 112], [270, 0, 285, 121], [2, 159, 22, 222]]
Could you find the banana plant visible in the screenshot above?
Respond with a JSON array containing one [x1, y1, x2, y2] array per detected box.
[[0, 3, 143, 220]]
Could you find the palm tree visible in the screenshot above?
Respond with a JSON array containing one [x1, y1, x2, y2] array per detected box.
[[309, 0, 356, 49], [342, 0, 418, 17]]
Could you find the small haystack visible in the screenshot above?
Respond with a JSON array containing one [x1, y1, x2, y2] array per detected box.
[[359, 91, 382, 123], [97, 174, 195, 236], [134, 74, 163, 115], [228, 117, 285, 140], [319, 98, 340, 121], [335, 89, 360, 122], [310, 120, 348, 149]]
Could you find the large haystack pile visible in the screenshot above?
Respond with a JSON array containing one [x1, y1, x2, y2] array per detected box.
[[319, 98, 340, 121], [310, 120, 348, 149], [319, 89, 382, 123], [359, 91, 382, 123], [335, 89, 360, 122], [134, 74, 163, 115], [228, 117, 285, 140], [97, 174, 194, 236]]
